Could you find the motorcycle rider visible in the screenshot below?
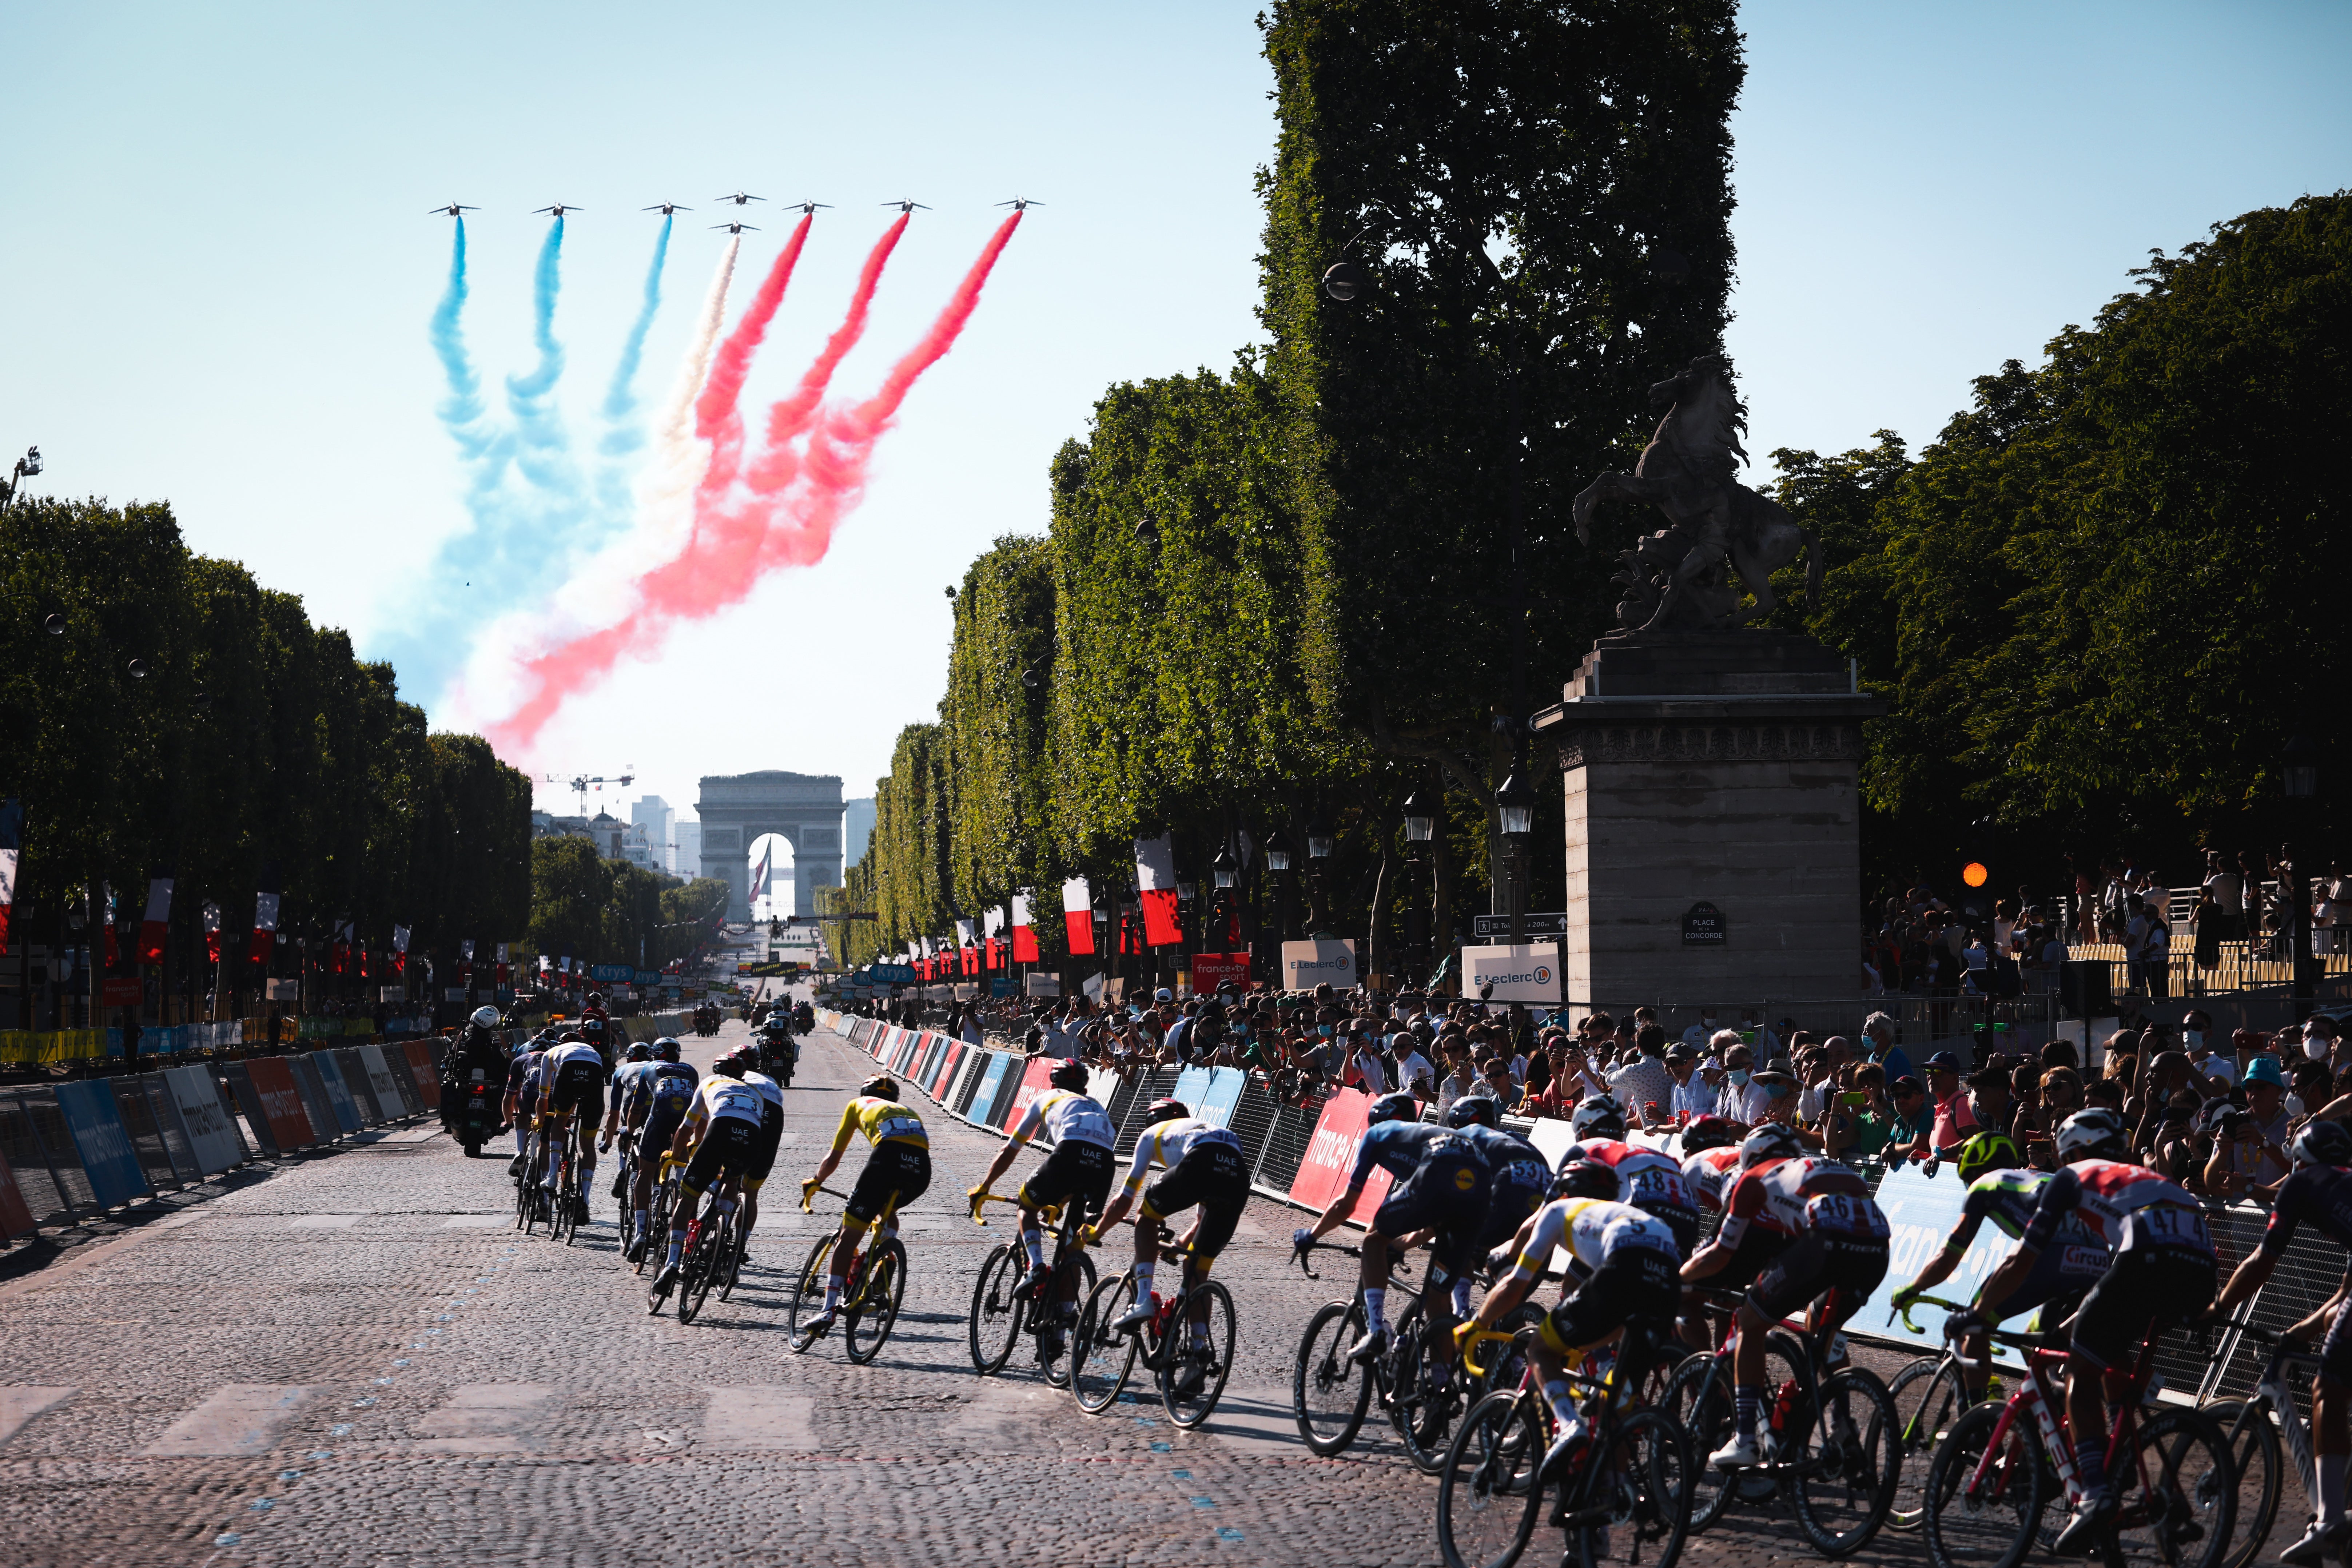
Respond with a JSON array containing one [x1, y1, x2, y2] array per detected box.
[[441, 1006, 510, 1139]]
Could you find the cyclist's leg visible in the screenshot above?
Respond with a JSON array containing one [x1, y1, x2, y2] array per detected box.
[[572, 1092, 602, 1203], [2313, 1299, 2352, 1537], [1724, 1232, 1812, 1458]]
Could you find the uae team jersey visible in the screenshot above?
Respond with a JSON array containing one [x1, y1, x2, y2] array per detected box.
[[691, 1076, 766, 1129], [1567, 1139, 1698, 1214], [743, 1070, 784, 1114], [546, 1042, 605, 1077], [2021, 1159, 2212, 1259], [1008, 1089, 1116, 1150], [1122, 1118, 1243, 1193], [832, 1096, 928, 1153], [1513, 1197, 1680, 1276]]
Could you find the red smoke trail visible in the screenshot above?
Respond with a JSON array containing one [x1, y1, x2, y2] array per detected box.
[[693, 212, 813, 503], [483, 211, 1016, 754], [760, 208, 1022, 571]]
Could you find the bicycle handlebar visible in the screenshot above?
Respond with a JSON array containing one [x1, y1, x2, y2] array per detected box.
[[800, 1181, 848, 1214], [1892, 1292, 1974, 1335], [966, 1189, 1063, 1228], [1291, 1236, 1413, 1281], [1453, 1323, 1517, 1380]]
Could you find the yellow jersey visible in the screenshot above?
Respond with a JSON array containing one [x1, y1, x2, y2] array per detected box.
[[830, 1095, 927, 1157]]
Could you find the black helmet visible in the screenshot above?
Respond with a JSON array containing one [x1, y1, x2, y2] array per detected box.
[[1367, 1091, 1418, 1126], [2290, 1119, 2352, 1170], [1445, 1095, 1499, 1129], [1549, 1160, 1618, 1201], [860, 1075, 898, 1101], [1049, 1060, 1089, 1092], [653, 1038, 681, 1063], [1680, 1115, 1740, 1155], [1144, 1098, 1189, 1124], [710, 1052, 747, 1081]]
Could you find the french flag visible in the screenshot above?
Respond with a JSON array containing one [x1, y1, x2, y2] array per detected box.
[[249, 869, 281, 967], [0, 800, 23, 953], [137, 873, 174, 966], [1134, 834, 1181, 948], [1061, 877, 1093, 955], [1011, 890, 1039, 963]]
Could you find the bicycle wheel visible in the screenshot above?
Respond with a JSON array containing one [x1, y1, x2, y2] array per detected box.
[[1664, 1338, 1811, 1530], [716, 1218, 745, 1302], [514, 1167, 533, 1232], [677, 1229, 717, 1325], [1571, 1406, 1695, 1568], [1160, 1280, 1234, 1429], [1436, 1389, 1544, 1568], [967, 1243, 1026, 1374], [1072, 1272, 1140, 1414], [1922, 1400, 2047, 1568], [1886, 1356, 1973, 1532], [1039, 1254, 1097, 1390], [636, 1187, 669, 1276], [1293, 1300, 1374, 1455], [785, 1233, 835, 1346], [1390, 1306, 1462, 1475], [553, 1175, 578, 1245], [2200, 1399, 2280, 1568], [2109, 1406, 2235, 1568], [1793, 1366, 1902, 1557], [845, 1238, 906, 1364]]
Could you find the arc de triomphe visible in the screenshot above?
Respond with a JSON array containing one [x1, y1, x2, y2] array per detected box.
[[696, 771, 844, 922]]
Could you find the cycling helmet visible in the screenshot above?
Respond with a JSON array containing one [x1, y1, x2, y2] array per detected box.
[[860, 1074, 899, 1101], [1445, 1095, 1500, 1130], [1739, 1123, 1804, 1171], [1367, 1091, 1419, 1126], [2290, 1119, 2352, 1170], [1954, 1131, 2020, 1185], [469, 1005, 502, 1030], [1143, 1098, 1190, 1124], [559, 1029, 586, 1044], [587, 991, 606, 1006], [1679, 1114, 1740, 1155], [710, 1054, 747, 1081], [1549, 1160, 1618, 1201], [625, 1041, 651, 1062], [1048, 1060, 1090, 1092], [2053, 1108, 2128, 1164], [1571, 1093, 1628, 1140], [653, 1038, 681, 1063]]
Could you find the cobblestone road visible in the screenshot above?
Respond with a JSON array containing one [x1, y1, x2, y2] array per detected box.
[[0, 1020, 2311, 1567]]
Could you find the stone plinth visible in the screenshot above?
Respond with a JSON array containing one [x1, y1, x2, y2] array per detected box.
[[1529, 631, 1885, 1013]]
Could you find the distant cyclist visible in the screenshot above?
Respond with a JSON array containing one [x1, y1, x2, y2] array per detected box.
[[646, 1051, 764, 1310], [503, 1031, 556, 1177], [620, 1039, 699, 1263], [796, 1075, 931, 1348]]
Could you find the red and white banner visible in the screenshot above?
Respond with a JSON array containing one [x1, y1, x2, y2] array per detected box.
[[983, 906, 1004, 941], [392, 924, 411, 975], [1286, 1087, 1403, 1217], [249, 886, 280, 966], [1011, 890, 1039, 963], [1191, 952, 1250, 993], [1061, 877, 1093, 955], [1134, 835, 1181, 947], [138, 875, 174, 965], [202, 902, 222, 963], [495, 941, 509, 986]]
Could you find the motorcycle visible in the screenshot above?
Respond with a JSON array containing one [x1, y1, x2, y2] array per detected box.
[[453, 1068, 499, 1157]]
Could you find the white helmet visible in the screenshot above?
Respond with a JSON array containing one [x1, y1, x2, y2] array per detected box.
[[2053, 1108, 2127, 1165], [469, 1006, 502, 1030], [1739, 1123, 1804, 1171], [1571, 1093, 1627, 1139]]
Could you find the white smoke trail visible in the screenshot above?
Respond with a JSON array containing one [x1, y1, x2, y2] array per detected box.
[[447, 237, 739, 742]]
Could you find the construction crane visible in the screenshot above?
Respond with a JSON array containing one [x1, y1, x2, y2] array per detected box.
[[540, 766, 636, 816]]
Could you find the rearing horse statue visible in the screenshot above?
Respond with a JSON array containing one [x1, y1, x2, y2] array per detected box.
[[1572, 354, 1820, 632]]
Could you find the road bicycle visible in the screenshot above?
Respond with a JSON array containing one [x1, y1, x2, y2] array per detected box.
[[2198, 1320, 2312, 1568], [609, 1131, 640, 1259], [1919, 1313, 2235, 1568], [1885, 1290, 2029, 1533], [1070, 1224, 1234, 1429], [634, 1156, 682, 1276], [968, 1191, 1098, 1386], [1662, 1286, 1902, 1556], [662, 1182, 743, 1325], [1435, 1321, 1694, 1568], [1290, 1238, 1523, 1474], [787, 1183, 906, 1364]]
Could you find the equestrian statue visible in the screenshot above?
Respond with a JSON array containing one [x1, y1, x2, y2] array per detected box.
[[1572, 354, 1820, 633]]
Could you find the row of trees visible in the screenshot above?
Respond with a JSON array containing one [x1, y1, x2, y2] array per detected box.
[[525, 837, 729, 977], [0, 495, 535, 1024], [839, 0, 1743, 975]]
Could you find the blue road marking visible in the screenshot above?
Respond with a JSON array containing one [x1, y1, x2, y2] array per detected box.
[[1218, 1528, 1245, 1542]]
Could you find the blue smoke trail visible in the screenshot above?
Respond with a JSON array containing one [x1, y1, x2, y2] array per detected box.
[[501, 217, 587, 523], [593, 216, 671, 531]]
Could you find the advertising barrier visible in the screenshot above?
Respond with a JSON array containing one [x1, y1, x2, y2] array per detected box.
[[1002, 1057, 1056, 1134], [54, 1081, 151, 1211], [401, 1042, 442, 1108], [290, 1057, 347, 1140], [967, 1054, 1010, 1128], [1288, 1088, 1382, 1214], [1170, 1066, 1211, 1116], [358, 1046, 408, 1119], [1195, 1067, 1247, 1130], [163, 1066, 247, 1176], [310, 1054, 363, 1133], [0, 1146, 37, 1239], [244, 1058, 319, 1150]]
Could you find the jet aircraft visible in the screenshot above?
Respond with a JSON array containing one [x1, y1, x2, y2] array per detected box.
[[644, 202, 693, 215], [429, 203, 479, 217], [533, 203, 584, 217]]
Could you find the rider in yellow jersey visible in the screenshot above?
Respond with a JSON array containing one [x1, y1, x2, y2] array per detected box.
[[796, 1075, 931, 1346]]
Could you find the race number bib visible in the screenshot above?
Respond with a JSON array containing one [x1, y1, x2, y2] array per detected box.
[[1805, 1192, 1890, 1239]]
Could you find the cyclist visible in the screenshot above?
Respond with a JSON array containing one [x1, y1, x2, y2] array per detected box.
[[1092, 1099, 1249, 1380], [1292, 1091, 1492, 1372], [735, 1046, 787, 1245], [1558, 1093, 1702, 1257], [2205, 1119, 2352, 1564], [578, 991, 613, 1068], [796, 1075, 931, 1348], [1677, 1115, 1746, 1214], [970, 1060, 1116, 1296], [1969, 1107, 2216, 1553], [1680, 1123, 1890, 1470], [599, 1041, 654, 1193], [1459, 1159, 1682, 1473], [620, 1039, 699, 1263], [536, 1030, 610, 1222], [1889, 1131, 2108, 1399], [646, 1050, 764, 1309], [1440, 1095, 1552, 1321], [502, 1031, 555, 1178]]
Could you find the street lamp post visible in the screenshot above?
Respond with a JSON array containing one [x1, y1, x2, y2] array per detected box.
[[1265, 829, 1297, 944], [1304, 819, 1334, 938], [1402, 792, 1434, 982], [2284, 735, 2321, 1022], [1495, 772, 1533, 945]]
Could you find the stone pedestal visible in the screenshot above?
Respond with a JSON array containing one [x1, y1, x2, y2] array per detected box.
[[1529, 631, 1885, 1014]]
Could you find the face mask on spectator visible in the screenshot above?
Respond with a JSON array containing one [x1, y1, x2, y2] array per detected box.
[[2184, 1030, 2203, 1050], [1728, 1068, 1750, 1087]]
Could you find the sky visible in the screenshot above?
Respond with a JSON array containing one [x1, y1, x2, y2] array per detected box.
[[4, 1, 2347, 843]]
